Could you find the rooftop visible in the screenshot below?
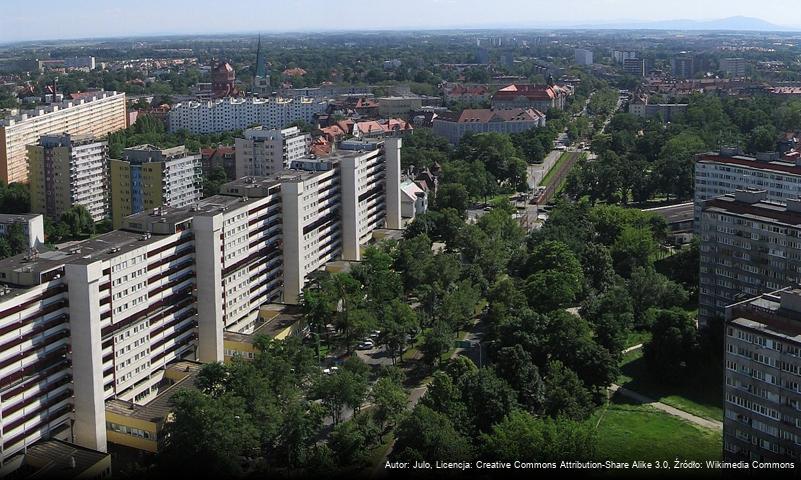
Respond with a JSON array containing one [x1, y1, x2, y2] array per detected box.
[[0, 91, 124, 127], [105, 361, 202, 423], [4, 439, 110, 479], [730, 288, 801, 342]]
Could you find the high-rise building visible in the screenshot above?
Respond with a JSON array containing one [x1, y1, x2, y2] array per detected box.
[[699, 189, 801, 325], [672, 54, 696, 79], [574, 48, 594, 66], [612, 50, 638, 64], [234, 126, 311, 178], [694, 150, 801, 228], [0, 91, 126, 184], [724, 287, 801, 462], [167, 97, 328, 135], [109, 145, 202, 228], [720, 58, 747, 78], [27, 133, 109, 222], [0, 137, 402, 461], [623, 58, 646, 77]]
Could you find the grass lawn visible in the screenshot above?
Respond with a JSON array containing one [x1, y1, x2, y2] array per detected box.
[[624, 330, 651, 349], [618, 349, 723, 421], [540, 152, 570, 188], [591, 393, 722, 462]]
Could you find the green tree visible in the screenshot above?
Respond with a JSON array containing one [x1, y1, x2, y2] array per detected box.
[[434, 183, 470, 215], [482, 410, 597, 461], [421, 321, 453, 368], [542, 361, 594, 420], [391, 405, 474, 463], [643, 308, 700, 383], [371, 376, 407, 429]]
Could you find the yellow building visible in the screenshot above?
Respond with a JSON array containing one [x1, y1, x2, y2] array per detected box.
[[109, 145, 202, 228], [0, 91, 126, 184], [223, 304, 306, 363], [104, 361, 201, 454]]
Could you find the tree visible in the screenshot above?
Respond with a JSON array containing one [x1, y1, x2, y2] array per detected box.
[[542, 361, 594, 420], [0, 182, 31, 213], [161, 390, 260, 477], [524, 270, 581, 313], [457, 368, 519, 434], [611, 226, 657, 278], [203, 166, 228, 197], [434, 183, 470, 215], [481, 410, 597, 461], [627, 267, 689, 327], [60, 205, 95, 238], [643, 308, 700, 383], [313, 368, 368, 425], [391, 405, 474, 463], [371, 376, 407, 429], [524, 240, 583, 282], [493, 345, 545, 413], [421, 321, 453, 368], [377, 299, 418, 364], [746, 125, 777, 154], [580, 243, 617, 292]]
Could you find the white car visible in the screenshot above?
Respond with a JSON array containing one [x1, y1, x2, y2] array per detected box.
[[356, 340, 375, 350]]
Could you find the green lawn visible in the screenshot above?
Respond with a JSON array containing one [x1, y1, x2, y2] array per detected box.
[[624, 330, 651, 349], [591, 393, 722, 462], [617, 349, 723, 422], [540, 152, 571, 188]]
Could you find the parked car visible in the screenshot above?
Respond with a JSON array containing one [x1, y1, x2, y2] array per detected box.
[[356, 340, 375, 350]]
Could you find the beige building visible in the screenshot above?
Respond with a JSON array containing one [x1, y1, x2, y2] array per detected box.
[[0, 91, 126, 184], [27, 133, 109, 222]]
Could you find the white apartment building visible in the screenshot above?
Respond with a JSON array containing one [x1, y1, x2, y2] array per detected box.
[[27, 134, 109, 222], [234, 126, 311, 179], [0, 213, 44, 249], [574, 48, 594, 66], [694, 150, 801, 228], [0, 91, 126, 184], [167, 97, 329, 134], [0, 137, 402, 462]]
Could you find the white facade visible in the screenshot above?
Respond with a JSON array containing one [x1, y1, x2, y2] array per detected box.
[[167, 97, 329, 134], [0, 214, 44, 249], [0, 139, 403, 460], [0, 91, 126, 184], [694, 152, 801, 227], [234, 126, 311, 179]]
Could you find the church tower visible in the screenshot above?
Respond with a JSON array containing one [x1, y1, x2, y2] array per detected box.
[[253, 34, 271, 96]]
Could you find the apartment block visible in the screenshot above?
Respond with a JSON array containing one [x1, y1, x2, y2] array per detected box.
[[109, 145, 202, 228], [0, 137, 402, 463], [0, 91, 126, 184], [720, 58, 747, 78], [27, 134, 109, 222], [167, 97, 328, 134], [724, 288, 801, 462], [574, 48, 593, 66], [694, 150, 801, 228], [234, 126, 311, 179], [699, 189, 801, 326], [623, 58, 646, 77]]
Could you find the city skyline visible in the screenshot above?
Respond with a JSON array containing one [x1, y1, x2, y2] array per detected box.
[[2, 0, 801, 43]]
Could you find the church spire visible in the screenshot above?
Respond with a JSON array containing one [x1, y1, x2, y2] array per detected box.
[[255, 34, 266, 78]]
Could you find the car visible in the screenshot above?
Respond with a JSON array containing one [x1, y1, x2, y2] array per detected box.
[[483, 206, 492, 211], [369, 330, 381, 339], [356, 341, 374, 350]]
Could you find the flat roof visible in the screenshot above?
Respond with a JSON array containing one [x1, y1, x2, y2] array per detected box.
[[16, 439, 109, 478], [224, 304, 303, 343], [0, 213, 41, 223], [703, 195, 801, 228], [105, 361, 201, 423]]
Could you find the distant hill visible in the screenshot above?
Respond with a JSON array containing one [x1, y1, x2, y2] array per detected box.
[[573, 16, 795, 32]]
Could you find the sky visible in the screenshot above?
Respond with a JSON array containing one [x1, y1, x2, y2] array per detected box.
[[2, 0, 801, 43]]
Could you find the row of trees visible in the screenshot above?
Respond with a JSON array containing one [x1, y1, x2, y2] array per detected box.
[[568, 94, 801, 204]]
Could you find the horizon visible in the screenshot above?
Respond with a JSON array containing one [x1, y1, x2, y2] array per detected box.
[[2, 0, 801, 44]]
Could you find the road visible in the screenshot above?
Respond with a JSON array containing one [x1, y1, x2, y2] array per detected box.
[[528, 149, 562, 190]]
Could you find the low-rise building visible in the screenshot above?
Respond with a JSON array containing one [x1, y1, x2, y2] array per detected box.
[[432, 108, 546, 144], [0, 213, 44, 249], [491, 83, 572, 111]]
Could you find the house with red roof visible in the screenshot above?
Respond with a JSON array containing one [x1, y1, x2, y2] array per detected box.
[[491, 84, 572, 111]]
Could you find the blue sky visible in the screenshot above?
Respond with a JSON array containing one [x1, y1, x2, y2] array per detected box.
[[1, 0, 800, 42]]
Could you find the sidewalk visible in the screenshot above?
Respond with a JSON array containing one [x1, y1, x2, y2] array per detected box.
[[609, 383, 723, 431]]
